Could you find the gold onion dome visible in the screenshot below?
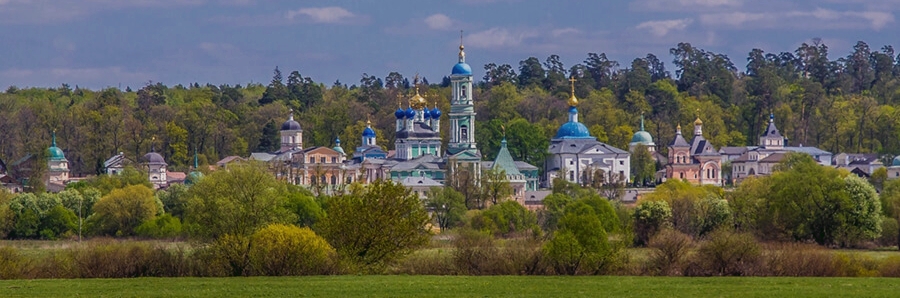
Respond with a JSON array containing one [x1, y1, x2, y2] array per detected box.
[[694, 117, 703, 126], [410, 88, 428, 109], [567, 76, 578, 106]]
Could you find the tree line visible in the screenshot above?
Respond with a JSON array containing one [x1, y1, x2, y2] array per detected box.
[[2, 39, 900, 180]]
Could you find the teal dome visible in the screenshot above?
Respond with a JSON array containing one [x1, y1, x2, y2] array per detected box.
[[185, 171, 203, 185], [631, 131, 653, 144], [893, 155, 900, 166], [48, 146, 65, 161], [47, 132, 66, 161]]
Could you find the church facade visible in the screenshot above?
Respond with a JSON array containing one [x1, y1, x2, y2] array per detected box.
[[664, 117, 723, 186]]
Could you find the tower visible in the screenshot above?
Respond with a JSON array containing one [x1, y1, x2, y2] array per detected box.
[[759, 113, 784, 149], [280, 109, 303, 150], [46, 130, 69, 184], [446, 34, 479, 159], [362, 119, 377, 147]]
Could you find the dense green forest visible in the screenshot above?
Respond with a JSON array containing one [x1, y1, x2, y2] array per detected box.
[[2, 40, 900, 177]]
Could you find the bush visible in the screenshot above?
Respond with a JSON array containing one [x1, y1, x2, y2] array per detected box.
[[470, 201, 538, 237], [248, 224, 336, 276], [0, 246, 24, 279], [135, 214, 184, 239], [831, 253, 880, 277], [762, 243, 836, 276], [91, 185, 158, 236], [647, 229, 693, 276], [452, 229, 500, 275], [633, 200, 671, 246], [879, 256, 900, 277], [691, 229, 760, 276], [390, 248, 455, 275], [877, 216, 898, 248]]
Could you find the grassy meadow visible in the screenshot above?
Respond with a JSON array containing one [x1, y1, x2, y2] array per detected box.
[[2, 275, 900, 298]]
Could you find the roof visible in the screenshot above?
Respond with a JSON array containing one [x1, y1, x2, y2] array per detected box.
[[761, 115, 782, 138], [390, 155, 444, 171], [524, 190, 551, 204], [894, 156, 900, 166], [451, 62, 472, 76], [281, 113, 302, 131], [104, 153, 127, 168], [630, 131, 654, 145], [491, 139, 522, 176], [515, 161, 539, 171], [783, 146, 831, 156], [216, 155, 245, 166], [669, 129, 690, 147], [399, 176, 443, 187], [166, 171, 186, 182], [719, 146, 752, 156], [549, 138, 629, 155], [362, 126, 376, 138], [759, 153, 787, 163], [395, 122, 440, 139], [249, 152, 277, 162], [143, 152, 166, 165], [554, 114, 593, 139]]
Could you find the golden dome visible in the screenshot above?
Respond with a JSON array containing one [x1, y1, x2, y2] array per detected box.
[[567, 76, 578, 106], [694, 117, 703, 126], [410, 88, 428, 109], [677, 124, 682, 131], [568, 94, 579, 106]]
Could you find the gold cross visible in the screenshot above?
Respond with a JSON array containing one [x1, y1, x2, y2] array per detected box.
[[569, 76, 576, 94]]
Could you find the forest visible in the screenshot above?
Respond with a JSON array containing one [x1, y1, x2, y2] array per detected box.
[[1, 39, 900, 179]]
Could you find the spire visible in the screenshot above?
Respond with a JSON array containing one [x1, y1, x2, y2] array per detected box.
[[151, 136, 156, 152], [458, 30, 465, 63], [640, 113, 645, 131], [769, 113, 775, 123], [676, 124, 682, 134], [193, 149, 199, 169], [51, 130, 57, 147], [288, 108, 294, 121], [568, 76, 578, 106]]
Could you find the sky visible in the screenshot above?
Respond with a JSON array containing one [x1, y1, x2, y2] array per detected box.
[[0, 0, 898, 90]]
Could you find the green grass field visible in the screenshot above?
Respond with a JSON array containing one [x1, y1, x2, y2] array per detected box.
[[1, 276, 899, 297]]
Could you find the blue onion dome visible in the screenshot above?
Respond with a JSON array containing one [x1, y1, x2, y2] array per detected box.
[[431, 106, 441, 118], [893, 155, 900, 166], [405, 107, 415, 118], [555, 122, 592, 139], [394, 108, 405, 119], [333, 138, 345, 155], [452, 62, 472, 76], [363, 127, 376, 138], [568, 106, 578, 114], [423, 108, 432, 119]]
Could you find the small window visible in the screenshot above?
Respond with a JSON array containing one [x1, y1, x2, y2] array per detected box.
[[309, 157, 315, 163], [331, 157, 337, 163], [619, 160, 624, 165], [320, 157, 326, 163], [569, 160, 574, 165]]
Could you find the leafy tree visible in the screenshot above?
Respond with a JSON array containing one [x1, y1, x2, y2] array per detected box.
[[185, 164, 296, 240], [425, 186, 466, 232], [882, 178, 900, 249], [518, 57, 546, 88], [834, 175, 882, 246], [480, 167, 513, 206], [544, 202, 613, 275], [0, 190, 15, 238], [285, 186, 324, 228], [318, 179, 430, 269], [630, 144, 656, 186], [633, 200, 672, 246], [134, 213, 183, 238], [90, 184, 157, 236], [470, 200, 538, 237], [156, 183, 189, 220]]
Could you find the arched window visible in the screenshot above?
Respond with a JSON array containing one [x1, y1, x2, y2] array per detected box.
[[460, 125, 468, 142], [331, 175, 337, 185]]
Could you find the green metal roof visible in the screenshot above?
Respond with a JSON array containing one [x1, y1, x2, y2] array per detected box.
[[492, 138, 521, 176]]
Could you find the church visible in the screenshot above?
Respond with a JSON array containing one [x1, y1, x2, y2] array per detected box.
[[544, 79, 631, 188], [250, 39, 540, 199], [663, 116, 723, 186]]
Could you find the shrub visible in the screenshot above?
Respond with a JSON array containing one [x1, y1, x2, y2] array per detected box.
[[543, 203, 612, 275], [470, 201, 538, 237], [248, 224, 336, 276], [91, 185, 158, 236], [879, 256, 900, 277], [452, 229, 500, 275], [647, 229, 693, 276], [633, 200, 672, 246], [877, 216, 898, 248], [135, 214, 184, 239], [692, 229, 760, 276], [762, 243, 836, 276], [831, 253, 880, 277], [0, 246, 24, 279]]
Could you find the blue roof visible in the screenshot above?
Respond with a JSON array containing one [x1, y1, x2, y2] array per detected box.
[[362, 127, 376, 138], [405, 107, 415, 118], [452, 62, 472, 76], [394, 108, 405, 119], [894, 155, 900, 166], [631, 131, 653, 144], [554, 121, 593, 139], [431, 107, 441, 117], [423, 108, 431, 119]]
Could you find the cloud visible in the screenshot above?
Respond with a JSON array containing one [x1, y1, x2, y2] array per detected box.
[[636, 18, 693, 36], [551, 27, 581, 37], [702, 8, 895, 30], [424, 13, 453, 30], [633, 0, 742, 12], [286, 6, 356, 24], [466, 27, 539, 49]]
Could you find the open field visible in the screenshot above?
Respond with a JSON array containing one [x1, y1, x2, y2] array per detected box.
[[2, 275, 900, 297]]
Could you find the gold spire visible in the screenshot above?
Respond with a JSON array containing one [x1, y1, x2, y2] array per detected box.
[[694, 108, 703, 126], [676, 123, 682, 132], [458, 30, 465, 62], [366, 115, 371, 126], [410, 74, 427, 109], [567, 76, 578, 106]]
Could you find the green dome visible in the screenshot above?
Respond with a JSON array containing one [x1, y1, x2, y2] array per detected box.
[[47, 132, 66, 161], [630, 131, 654, 144], [893, 155, 900, 166], [185, 171, 203, 185]]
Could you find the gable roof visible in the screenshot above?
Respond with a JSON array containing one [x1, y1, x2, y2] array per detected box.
[[399, 176, 443, 187], [549, 138, 628, 155]]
